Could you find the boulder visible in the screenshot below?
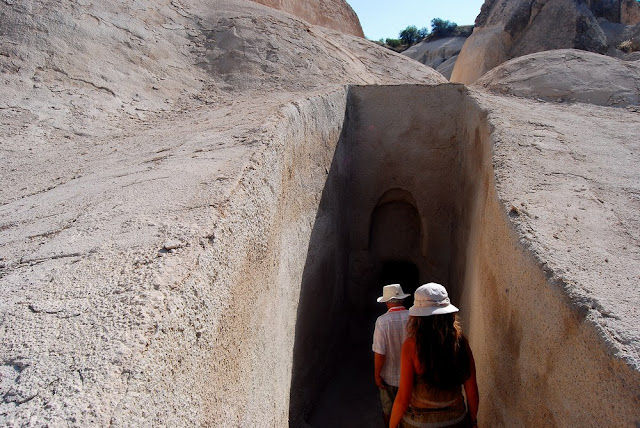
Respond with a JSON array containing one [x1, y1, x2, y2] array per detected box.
[[452, 0, 609, 84], [249, 0, 364, 37], [474, 49, 640, 107], [449, 25, 510, 84]]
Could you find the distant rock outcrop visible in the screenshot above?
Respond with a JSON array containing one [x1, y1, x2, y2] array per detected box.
[[586, 0, 640, 24], [402, 37, 467, 79], [250, 0, 364, 37], [451, 0, 640, 84], [474, 49, 640, 107], [621, 0, 640, 24]]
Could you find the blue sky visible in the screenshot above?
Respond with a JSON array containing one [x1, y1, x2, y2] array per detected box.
[[345, 0, 485, 41]]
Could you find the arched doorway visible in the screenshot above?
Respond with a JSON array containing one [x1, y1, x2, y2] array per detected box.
[[369, 189, 427, 307]]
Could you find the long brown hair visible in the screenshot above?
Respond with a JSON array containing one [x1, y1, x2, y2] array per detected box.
[[407, 313, 470, 389]]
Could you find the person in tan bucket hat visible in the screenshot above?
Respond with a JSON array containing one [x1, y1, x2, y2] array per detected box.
[[390, 283, 479, 428], [372, 284, 411, 427]]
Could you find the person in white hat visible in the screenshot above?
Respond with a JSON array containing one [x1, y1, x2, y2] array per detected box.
[[372, 283, 411, 427], [389, 283, 479, 428]]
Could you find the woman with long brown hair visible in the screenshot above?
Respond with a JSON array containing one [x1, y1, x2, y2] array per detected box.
[[390, 283, 479, 428]]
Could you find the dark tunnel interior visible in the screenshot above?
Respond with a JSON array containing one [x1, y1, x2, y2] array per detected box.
[[380, 260, 420, 309]]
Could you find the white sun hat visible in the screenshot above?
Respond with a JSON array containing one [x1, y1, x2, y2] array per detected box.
[[377, 284, 410, 303], [409, 283, 459, 316]]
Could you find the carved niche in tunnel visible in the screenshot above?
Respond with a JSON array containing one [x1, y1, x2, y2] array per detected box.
[[368, 188, 427, 301]]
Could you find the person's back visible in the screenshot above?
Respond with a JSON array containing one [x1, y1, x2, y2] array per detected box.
[[400, 335, 471, 427], [389, 283, 479, 428], [372, 284, 411, 427], [373, 308, 409, 386]]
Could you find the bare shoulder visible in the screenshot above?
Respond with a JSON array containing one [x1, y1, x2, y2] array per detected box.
[[402, 336, 416, 352], [402, 336, 422, 373]]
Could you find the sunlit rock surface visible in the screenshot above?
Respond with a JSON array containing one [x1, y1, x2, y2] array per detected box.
[[1, 0, 639, 427]]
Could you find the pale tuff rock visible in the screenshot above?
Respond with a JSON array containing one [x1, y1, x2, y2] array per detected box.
[[1, 0, 639, 426], [249, 0, 364, 37], [451, 0, 640, 84], [0, 0, 442, 426], [474, 48, 640, 107], [402, 37, 467, 79]]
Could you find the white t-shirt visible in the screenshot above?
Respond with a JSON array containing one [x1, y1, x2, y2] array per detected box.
[[372, 308, 409, 387]]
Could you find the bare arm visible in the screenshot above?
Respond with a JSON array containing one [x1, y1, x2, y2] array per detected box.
[[389, 338, 415, 428], [374, 352, 387, 389], [463, 340, 479, 425]]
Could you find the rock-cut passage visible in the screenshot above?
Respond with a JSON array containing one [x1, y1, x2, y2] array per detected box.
[[289, 84, 491, 427]]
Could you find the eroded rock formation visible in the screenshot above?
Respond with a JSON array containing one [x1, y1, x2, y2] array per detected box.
[[474, 49, 640, 107], [451, 0, 640, 84], [250, 0, 364, 37], [586, 0, 640, 24], [402, 37, 467, 79]]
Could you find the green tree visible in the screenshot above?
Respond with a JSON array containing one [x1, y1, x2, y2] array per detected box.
[[430, 18, 458, 38], [385, 38, 402, 48], [399, 25, 419, 46], [418, 27, 429, 41]]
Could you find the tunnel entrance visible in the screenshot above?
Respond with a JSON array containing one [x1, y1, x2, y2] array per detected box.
[[289, 85, 489, 427]]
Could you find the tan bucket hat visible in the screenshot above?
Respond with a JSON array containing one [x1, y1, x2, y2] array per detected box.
[[377, 284, 410, 303], [409, 283, 459, 316]]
